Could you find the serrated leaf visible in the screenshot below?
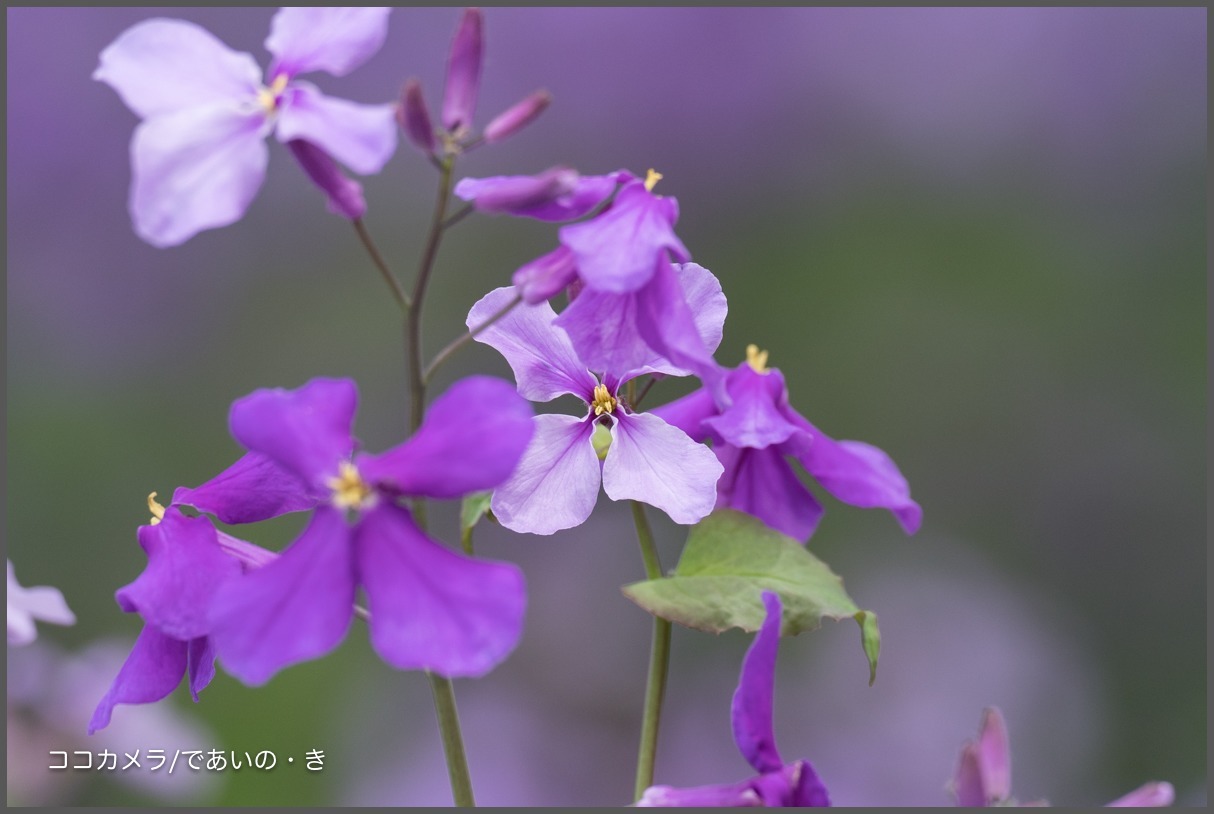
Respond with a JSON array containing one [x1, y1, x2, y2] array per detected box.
[[622, 509, 880, 683]]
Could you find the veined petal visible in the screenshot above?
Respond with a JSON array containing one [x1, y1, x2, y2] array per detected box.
[[601, 412, 721, 525], [265, 7, 391, 79], [470, 286, 597, 402], [359, 376, 535, 499], [228, 377, 358, 490], [129, 103, 269, 247], [208, 507, 355, 685], [94, 19, 261, 119], [553, 287, 653, 377], [788, 415, 922, 535], [354, 504, 526, 677], [89, 623, 188, 734], [491, 415, 601, 535], [559, 181, 688, 293], [116, 508, 241, 641], [276, 82, 397, 175], [636, 780, 763, 807], [732, 591, 785, 774], [186, 636, 218, 702], [649, 386, 717, 443], [716, 445, 824, 542], [173, 451, 316, 524], [705, 365, 801, 450]]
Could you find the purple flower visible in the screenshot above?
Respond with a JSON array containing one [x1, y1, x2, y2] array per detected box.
[[467, 283, 724, 535], [94, 8, 397, 246], [653, 347, 922, 542], [454, 168, 624, 223], [951, 707, 1175, 808], [637, 591, 831, 807], [89, 499, 272, 733], [174, 376, 535, 685], [7, 560, 75, 646]]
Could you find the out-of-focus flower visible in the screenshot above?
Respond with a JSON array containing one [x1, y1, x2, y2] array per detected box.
[[454, 167, 623, 223], [468, 280, 723, 535], [637, 591, 830, 807], [950, 706, 1175, 808], [176, 376, 534, 685], [94, 7, 397, 246], [7, 560, 75, 646], [653, 348, 921, 541]]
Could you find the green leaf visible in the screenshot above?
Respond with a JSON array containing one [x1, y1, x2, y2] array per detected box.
[[459, 491, 493, 555], [621, 509, 880, 683]]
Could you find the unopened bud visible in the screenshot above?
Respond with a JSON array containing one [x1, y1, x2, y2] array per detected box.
[[441, 7, 484, 132], [455, 166, 577, 215], [286, 139, 366, 221], [483, 90, 552, 144], [512, 245, 578, 304], [398, 79, 436, 154]]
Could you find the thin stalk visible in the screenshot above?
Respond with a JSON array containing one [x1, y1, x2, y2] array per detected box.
[[631, 501, 671, 801], [429, 673, 476, 807], [423, 293, 523, 385], [442, 202, 476, 230], [630, 376, 658, 410], [352, 218, 409, 311]]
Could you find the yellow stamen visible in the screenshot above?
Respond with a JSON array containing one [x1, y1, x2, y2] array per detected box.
[[590, 383, 617, 416], [257, 73, 290, 113], [746, 343, 770, 374], [147, 492, 166, 526], [326, 461, 375, 511], [644, 168, 663, 192]]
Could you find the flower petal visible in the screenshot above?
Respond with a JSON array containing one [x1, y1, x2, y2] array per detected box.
[[115, 508, 241, 641], [358, 376, 535, 499], [512, 245, 580, 304], [731, 591, 785, 774], [208, 507, 355, 685], [635, 261, 726, 394], [94, 19, 261, 119], [490, 414, 601, 535], [173, 451, 316, 524], [552, 287, 652, 377], [636, 780, 764, 807], [601, 411, 721, 525], [1106, 782, 1176, 807], [455, 169, 619, 222], [265, 7, 391, 78], [788, 416, 922, 535], [276, 82, 396, 175], [952, 741, 988, 807], [469, 286, 597, 402], [285, 138, 367, 220], [786, 760, 832, 807], [977, 707, 1012, 803], [705, 365, 802, 450], [7, 561, 75, 646], [186, 636, 218, 702], [129, 103, 269, 247], [228, 377, 358, 490], [89, 623, 187, 734], [716, 445, 824, 542], [649, 386, 718, 443], [559, 181, 688, 293], [354, 504, 526, 677]]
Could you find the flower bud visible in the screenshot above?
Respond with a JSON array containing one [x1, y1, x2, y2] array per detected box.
[[511, 245, 578, 304], [483, 89, 552, 144], [441, 7, 483, 132], [286, 140, 366, 221], [398, 79, 436, 154], [455, 166, 577, 215]]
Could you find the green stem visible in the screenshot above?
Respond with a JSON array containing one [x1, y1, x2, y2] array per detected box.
[[352, 218, 409, 311], [428, 673, 476, 807], [423, 293, 522, 385], [631, 501, 671, 801]]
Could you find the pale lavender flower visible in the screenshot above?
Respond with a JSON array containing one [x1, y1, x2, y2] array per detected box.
[[467, 278, 724, 535], [7, 560, 75, 646], [94, 7, 397, 246], [637, 591, 831, 807]]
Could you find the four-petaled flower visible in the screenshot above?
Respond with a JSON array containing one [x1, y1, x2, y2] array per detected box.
[[653, 348, 922, 542], [94, 7, 397, 246], [173, 376, 535, 684], [637, 591, 831, 807], [466, 273, 725, 535]]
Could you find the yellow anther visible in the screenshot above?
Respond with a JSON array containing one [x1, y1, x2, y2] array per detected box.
[[644, 168, 663, 192], [746, 343, 770, 374], [591, 383, 617, 416], [257, 73, 290, 113], [147, 492, 166, 525], [326, 461, 375, 511]]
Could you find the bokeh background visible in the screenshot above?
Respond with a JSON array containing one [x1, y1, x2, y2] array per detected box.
[[6, 6, 1206, 807]]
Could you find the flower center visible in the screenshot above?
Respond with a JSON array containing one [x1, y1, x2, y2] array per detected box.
[[326, 461, 375, 511], [147, 492, 166, 525], [590, 383, 617, 416], [256, 73, 290, 114], [644, 168, 663, 192], [746, 343, 770, 374]]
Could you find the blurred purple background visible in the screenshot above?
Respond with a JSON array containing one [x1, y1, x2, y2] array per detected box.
[[7, 7, 1205, 807]]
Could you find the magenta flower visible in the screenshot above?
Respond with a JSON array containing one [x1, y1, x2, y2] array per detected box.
[[454, 167, 624, 224], [89, 501, 273, 733], [94, 7, 397, 246], [951, 707, 1174, 808], [7, 560, 75, 646], [467, 281, 724, 535], [653, 347, 922, 542], [174, 376, 535, 685], [637, 591, 831, 807]]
